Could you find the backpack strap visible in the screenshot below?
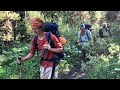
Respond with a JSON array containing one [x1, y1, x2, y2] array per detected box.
[[46, 32, 52, 44], [86, 30, 91, 41], [34, 35, 39, 55], [46, 32, 55, 48]]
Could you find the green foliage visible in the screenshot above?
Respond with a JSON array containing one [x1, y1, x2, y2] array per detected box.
[[82, 41, 120, 79], [0, 66, 5, 78], [28, 11, 44, 21], [17, 19, 26, 35], [108, 43, 120, 55], [0, 43, 31, 79], [59, 60, 70, 72]]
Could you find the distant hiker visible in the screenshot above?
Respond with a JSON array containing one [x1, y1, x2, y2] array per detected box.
[[99, 22, 112, 38], [17, 18, 64, 79], [77, 24, 93, 63], [98, 22, 112, 55]]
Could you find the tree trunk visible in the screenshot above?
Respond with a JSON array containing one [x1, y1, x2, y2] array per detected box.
[[16, 11, 27, 42], [12, 20, 17, 41]]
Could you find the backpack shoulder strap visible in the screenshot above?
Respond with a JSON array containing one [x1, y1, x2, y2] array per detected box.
[[86, 30, 91, 41], [46, 32, 52, 44], [34, 35, 38, 55], [46, 32, 55, 48]]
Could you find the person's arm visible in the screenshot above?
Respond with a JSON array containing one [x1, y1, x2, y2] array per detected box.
[[44, 34, 64, 53], [48, 48, 63, 53], [43, 44, 64, 53], [22, 53, 34, 62], [17, 38, 36, 64], [17, 53, 34, 64]]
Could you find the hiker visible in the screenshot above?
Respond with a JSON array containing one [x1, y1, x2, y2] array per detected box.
[[77, 24, 92, 63], [98, 23, 112, 55], [99, 22, 112, 38], [17, 18, 64, 79]]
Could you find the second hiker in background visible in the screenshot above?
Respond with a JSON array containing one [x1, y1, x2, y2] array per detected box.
[[77, 24, 93, 63]]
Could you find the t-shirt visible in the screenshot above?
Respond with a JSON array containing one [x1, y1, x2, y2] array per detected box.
[[78, 30, 92, 46], [30, 32, 63, 67]]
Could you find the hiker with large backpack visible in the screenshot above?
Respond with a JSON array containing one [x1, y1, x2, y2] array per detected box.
[[98, 22, 112, 55], [17, 17, 66, 79], [99, 22, 112, 38], [77, 24, 92, 63]]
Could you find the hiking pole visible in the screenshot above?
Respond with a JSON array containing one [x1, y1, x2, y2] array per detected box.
[[18, 57, 22, 79]]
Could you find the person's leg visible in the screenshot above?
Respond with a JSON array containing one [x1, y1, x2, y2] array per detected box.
[[40, 66, 45, 79], [40, 66, 53, 79], [53, 65, 59, 79], [40, 62, 59, 79], [82, 49, 86, 62]]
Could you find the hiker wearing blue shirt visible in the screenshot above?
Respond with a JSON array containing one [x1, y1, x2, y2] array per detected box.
[[77, 24, 92, 63], [78, 24, 92, 47]]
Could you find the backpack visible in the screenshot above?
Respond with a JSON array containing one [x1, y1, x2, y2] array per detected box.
[[85, 24, 92, 31], [43, 22, 60, 39], [85, 24, 92, 41], [34, 22, 65, 60], [99, 28, 112, 38]]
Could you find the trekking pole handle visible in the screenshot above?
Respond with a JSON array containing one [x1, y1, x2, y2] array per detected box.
[[18, 57, 22, 65]]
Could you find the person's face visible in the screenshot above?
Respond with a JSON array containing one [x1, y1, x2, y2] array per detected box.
[[32, 26, 43, 34], [81, 28, 85, 31]]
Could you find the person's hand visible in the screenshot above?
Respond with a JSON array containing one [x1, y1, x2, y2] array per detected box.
[[17, 57, 22, 65], [43, 44, 51, 50]]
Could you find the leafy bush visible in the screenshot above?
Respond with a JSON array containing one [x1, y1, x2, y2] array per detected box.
[[81, 41, 120, 79]]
